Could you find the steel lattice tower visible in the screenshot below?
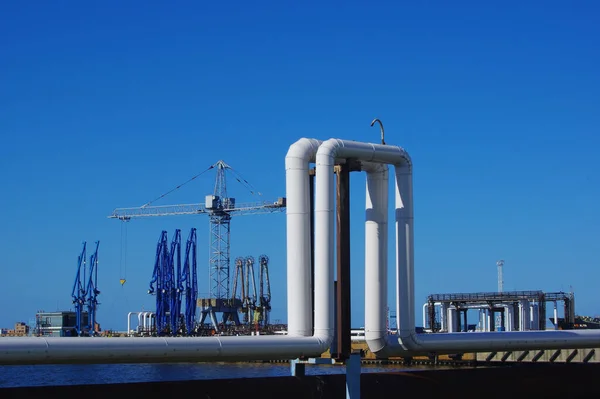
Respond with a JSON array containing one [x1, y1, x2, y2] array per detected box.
[[209, 161, 231, 300]]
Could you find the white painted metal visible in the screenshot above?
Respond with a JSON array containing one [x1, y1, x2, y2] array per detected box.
[[447, 307, 457, 333], [357, 140, 600, 355], [127, 312, 138, 335], [285, 138, 322, 337]]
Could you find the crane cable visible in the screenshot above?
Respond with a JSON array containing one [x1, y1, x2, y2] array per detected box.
[[140, 165, 215, 208], [119, 220, 128, 286], [225, 165, 262, 197]]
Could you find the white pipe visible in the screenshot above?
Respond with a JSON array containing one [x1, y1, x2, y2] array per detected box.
[[0, 138, 333, 365], [425, 302, 496, 331], [285, 137, 322, 336], [358, 140, 600, 355], [127, 312, 138, 335], [142, 312, 149, 331]]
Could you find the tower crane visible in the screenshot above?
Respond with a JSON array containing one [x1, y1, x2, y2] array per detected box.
[[109, 160, 285, 331]]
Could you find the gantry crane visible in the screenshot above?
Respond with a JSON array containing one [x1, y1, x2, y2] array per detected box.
[[110, 160, 285, 331]]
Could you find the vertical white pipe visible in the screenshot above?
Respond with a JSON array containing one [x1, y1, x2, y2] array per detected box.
[[441, 303, 448, 332], [285, 138, 322, 337], [554, 301, 559, 330], [314, 143, 337, 340], [127, 312, 137, 335], [364, 163, 389, 353], [395, 163, 414, 337], [422, 304, 428, 329]]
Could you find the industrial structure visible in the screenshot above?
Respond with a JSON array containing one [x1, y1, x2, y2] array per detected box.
[[34, 311, 90, 337], [70, 241, 100, 336], [4, 134, 600, 399], [230, 254, 272, 327], [147, 228, 198, 336], [423, 290, 575, 333], [109, 160, 285, 331]]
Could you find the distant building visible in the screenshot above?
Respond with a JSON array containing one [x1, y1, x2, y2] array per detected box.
[[0, 322, 30, 337], [34, 311, 90, 337]]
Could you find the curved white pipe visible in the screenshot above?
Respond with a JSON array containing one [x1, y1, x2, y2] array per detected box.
[[0, 138, 332, 365], [359, 143, 600, 355], [127, 312, 139, 335], [285, 138, 322, 336]]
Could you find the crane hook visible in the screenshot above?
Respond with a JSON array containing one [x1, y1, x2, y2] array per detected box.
[[370, 118, 385, 145]]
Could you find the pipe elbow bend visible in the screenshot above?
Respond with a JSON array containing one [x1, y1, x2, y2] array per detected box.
[[314, 331, 334, 354], [285, 138, 323, 164]]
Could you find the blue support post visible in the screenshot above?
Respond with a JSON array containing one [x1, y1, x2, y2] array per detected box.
[[345, 353, 361, 399]]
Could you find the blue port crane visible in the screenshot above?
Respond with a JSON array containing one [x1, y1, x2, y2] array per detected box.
[[109, 160, 285, 329], [148, 231, 170, 335], [86, 241, 100, 335], [168, 229, 182, 335], [71, 242, 87, 336], [180, 228, 198, 335]]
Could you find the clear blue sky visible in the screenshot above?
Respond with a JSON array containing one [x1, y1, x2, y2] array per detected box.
[[1, 0, 598, 331]]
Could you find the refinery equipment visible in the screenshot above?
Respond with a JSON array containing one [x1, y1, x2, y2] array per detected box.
[[109, 160, 285, 330], [4, 136, 600, 372], [70, 241, 100, 336]]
